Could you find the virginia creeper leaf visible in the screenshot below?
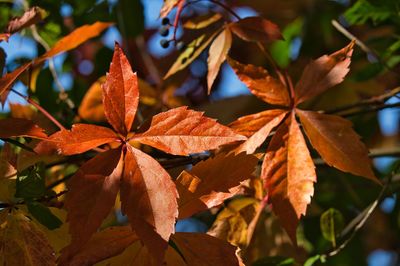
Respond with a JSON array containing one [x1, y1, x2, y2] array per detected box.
[[296, 109, 378, 183], [120, 145, 178, 262], [227, 57, 290, 106], [0, 63, 31, 103], [134, 106, 245, 155], [160, 0, 184, 17], [294, 41, 355, 105], [0, 118, 47, 139], [262, 114, 316, 243], [62, 148, 124, 260], [230, 17, 282, 43], [6, 6, 48, 33], [176, 152, 258, 219], [184, 13, 222, 29], [207, 28, 232, 93], [102, 43, 139, 135]]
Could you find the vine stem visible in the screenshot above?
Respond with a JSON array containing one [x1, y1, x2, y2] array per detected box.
[[10, 88, 66, 130]]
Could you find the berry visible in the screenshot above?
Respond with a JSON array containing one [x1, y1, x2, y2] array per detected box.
[[160, 39, 170, 49], [161, 17, 170, 25], [176, 41, 186, 52], [159, 26, 169, 37]]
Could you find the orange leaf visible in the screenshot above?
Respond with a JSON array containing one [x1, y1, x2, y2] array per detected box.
[[0, 63, 31, 104], [0, 33, 10, 42], [176, 152, 258, 219], [232, 110, 288, 154], [262, 114, 316, 243], [227, 57, 290, 106], [160, 0, 184, 17], [34, 22, 112, 65], [6, 6, 47, 34], [60, 226, 138, 266], [230, 17, 282, 43], [294, 41, 355, 105], [171, 232, 242, 266], [134, 106, 245, 156], [296, 109, 379, 183], [0, 118, 47, 139], [62, 148, 124, 261], [78, 76, 107, 123], [207, 28, 232, 93], [120, 145, 178, 262], [102, 43, 139, 135], [43, 124, 118, 155]]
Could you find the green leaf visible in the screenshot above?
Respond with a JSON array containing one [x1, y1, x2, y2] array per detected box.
[[27, 202, 62, 230], [320, 208, 345, 247], [15, 166, 46, 200], [304, 255, 321, 266], [115, 0, 144, 38], [344, 0, 394, 25]]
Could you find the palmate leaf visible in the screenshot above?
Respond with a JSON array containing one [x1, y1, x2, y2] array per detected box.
[[0, 118, 47, 139]]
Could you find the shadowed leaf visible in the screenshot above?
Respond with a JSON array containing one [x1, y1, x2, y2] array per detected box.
[[6, 6, 48, 33], [230, 17, 282, 43], [0, 118, 47, 139]]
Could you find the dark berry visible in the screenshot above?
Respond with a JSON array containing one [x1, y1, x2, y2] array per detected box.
[[160, 39, 170, 49], [159, 26, 169, 37], [176, 41, 186, 51], [161, 17, 170, 25]]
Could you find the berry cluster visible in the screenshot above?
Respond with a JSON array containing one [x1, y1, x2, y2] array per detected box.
[[159, 17, 185, 51]]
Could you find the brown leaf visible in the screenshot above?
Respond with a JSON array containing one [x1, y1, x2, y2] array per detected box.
[[0, 212, 56, 266], [62, 148, 124, 261], [120, 145, 178, 262], [102, 43, 139, 135], [171, 232, 241, 266], [0, 33, 10, 42], [184, 13, 222, 30], [164, 32, 218, 79], [160, 0, 184, 17], [60, 226, 139, 266], [0, 118, 47, 139], [227, 57, 290, 106], [34, 22, 112, 65], [42, 124, 118, 155], [0, 63, 31, 104], [294, 41, 355, 105], [176, 152, 258, 219], [207, 28, 232, 93], [230, 17, 282, 43], [262, 114, 316, 243], [232, 110, 288, 154], [296, 109, 378, 183], [134, 106, 246, 156], [6, 6, 48, 33]]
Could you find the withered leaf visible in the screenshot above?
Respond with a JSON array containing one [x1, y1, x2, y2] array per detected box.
[[6, 6, 48, 34], [230, 17, 282, 43], [176, 152, 258, 219]]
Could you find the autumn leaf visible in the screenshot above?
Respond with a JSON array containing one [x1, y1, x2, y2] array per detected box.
[[59, 226, 138, 266], [0, 211, 56, 266], [294, 41, 355, 105], [296, 109, 377, 183], [0, 63, 31, 103], [230, 17, 282, 43], [160, 0, 184, 18], [61, 148, 124, 261], [171, 232, 242, 266], [103, 52, 138, 136], [227, 57, 290, 106], [6, 6, 48, 34], [120, 145, 178, 261], [78, 76, 107, 123], [184, 13, 222, 30], [176, 152, 259, 219], [262, 114, 316, 243], [207, 28, 232, 92], [0, 33, 10, 42], [0, 118, 47, 139]]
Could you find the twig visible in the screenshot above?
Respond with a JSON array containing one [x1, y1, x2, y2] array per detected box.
[[10, 88, 66, 130], [0, 190, 68, 209], [340, 102, 400, 117], [0, 138, 34, 153]]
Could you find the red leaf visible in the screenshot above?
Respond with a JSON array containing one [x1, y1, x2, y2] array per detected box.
[[34, 22, 112, 65], [176, 152, 258, 219], [294, 41, 355, 105], [120, 145, 178, 262], [227, 57, 290, 106], [62, 148, 124, 260], [42, 124, 118, 155], [171, 232, 242, 266], [134, 106, 245, 156], [0, 118, 47, 139], [262, 114, 316, 243], [102, 43, 139, 135], [296, 109, 379, 183], [230, 17, 282, 43], [232, 110, 288, 154], [0, 63, 31, 104], [60, 226, 138, 266], [207, 28, 232, 93]]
